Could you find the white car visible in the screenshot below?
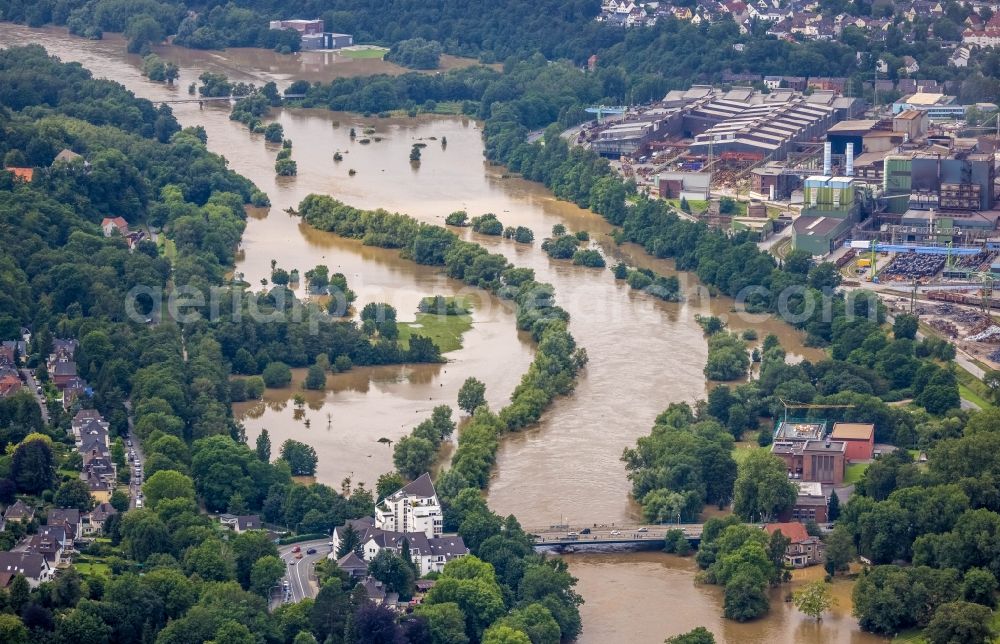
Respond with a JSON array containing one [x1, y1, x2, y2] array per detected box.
[[135, 499, 143, 508], [610, 530, 621, 536]]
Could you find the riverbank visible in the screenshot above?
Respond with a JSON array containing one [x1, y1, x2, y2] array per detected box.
[[0, 24, 875, 642]]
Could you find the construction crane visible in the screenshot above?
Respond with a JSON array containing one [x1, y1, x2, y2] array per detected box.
[[779, 399, 857, 424]]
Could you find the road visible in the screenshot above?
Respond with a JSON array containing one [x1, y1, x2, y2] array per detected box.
[[276, 539, 331, 605], [124, 401, 145, 509], [20, 369, 49, 424], [526, 523, 709, 546]]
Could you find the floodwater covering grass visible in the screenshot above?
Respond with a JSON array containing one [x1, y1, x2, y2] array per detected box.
[[398, 312, 473, 353]]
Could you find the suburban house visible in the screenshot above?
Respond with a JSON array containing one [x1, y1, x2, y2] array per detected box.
[[24, 525, 68, 565], [830, 422, 875, 461], [86, 475, 112, 504], [765, 522, 825, 568], [0, 369, 21, 398], [3, 500, 35, 525], [360, 577, 398, 608], [47, 508, 82, 542], [219, 514, 262, 533], [779, 481, 829, 524], [359, 529, 469, 576], [52, 149, 85, 166], [333, 475, 468, 576], [4, 167, 34, 182], [0, 551, 53, 588], [375, 473, 443, 538], [336, 552, 369, 579], [101, 217, 130, 237], [84, 502, 117, 536], [72, 409, 117, 502]]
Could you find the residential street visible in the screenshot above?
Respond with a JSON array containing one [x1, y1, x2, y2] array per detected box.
[[275, 539, 331, 606], [19, 368, 49, 424], [124, 401, 145, 509]]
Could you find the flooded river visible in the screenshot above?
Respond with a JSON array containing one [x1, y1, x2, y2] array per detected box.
[[565, 552, 881, 644], [0, 25, 872, 642]]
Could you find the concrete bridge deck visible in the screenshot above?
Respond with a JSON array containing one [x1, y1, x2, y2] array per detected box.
[[526, 523, 706, 547]]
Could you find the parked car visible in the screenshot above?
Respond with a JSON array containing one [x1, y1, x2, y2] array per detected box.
[[135, 499, 143, 508]]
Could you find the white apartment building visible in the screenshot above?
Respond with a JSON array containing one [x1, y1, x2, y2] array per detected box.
[[374, 473, 443, 538]]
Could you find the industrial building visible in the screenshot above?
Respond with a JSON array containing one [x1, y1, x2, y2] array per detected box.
[[829, 422, 875, 461], [269, 19, 324, 34], [655, 171, 711, 201], [825, 120, 906, 155], [792, 148, 862, 256], [588, 85, 862, 160], [592, 113, 680, 157], [750, 163, 802, 200], [772, 437, 846, 485], [892, 92, 966, 120], [883, 152, 996, 215], [268, 19, 353, 50], [687, 92, 844, 162]]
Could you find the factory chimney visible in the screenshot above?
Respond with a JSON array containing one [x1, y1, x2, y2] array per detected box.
[[823, 141, 832, 176], [845, 142, 854, 177]]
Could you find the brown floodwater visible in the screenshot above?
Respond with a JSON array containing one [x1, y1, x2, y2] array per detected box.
[[1, 25, 865, 642], [563, 552, 883, 644]]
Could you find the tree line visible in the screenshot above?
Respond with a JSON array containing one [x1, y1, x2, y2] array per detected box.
[[0, 45, 399, 643]]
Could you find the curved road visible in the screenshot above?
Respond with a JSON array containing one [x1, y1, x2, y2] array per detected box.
[[276, 539, 332, 605]]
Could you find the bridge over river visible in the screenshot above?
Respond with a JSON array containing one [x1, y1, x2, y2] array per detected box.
[[525, 523, 709, 548], [155, 94, 306, 105]]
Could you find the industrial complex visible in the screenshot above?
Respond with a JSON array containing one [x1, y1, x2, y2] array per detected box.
[[578, 80, 1000, 371]]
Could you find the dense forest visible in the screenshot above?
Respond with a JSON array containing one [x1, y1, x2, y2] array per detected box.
[[5, 0, 1000, 103]]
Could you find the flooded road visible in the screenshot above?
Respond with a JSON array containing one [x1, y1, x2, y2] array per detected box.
[[0, 25, 866, 643]]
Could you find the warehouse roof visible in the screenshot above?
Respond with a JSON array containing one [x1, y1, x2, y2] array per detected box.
[[831, 423, 874, 441], [827, 119, 878, 133]]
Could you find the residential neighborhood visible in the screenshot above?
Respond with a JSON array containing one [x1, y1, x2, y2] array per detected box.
[[331, 474, 470, 601]]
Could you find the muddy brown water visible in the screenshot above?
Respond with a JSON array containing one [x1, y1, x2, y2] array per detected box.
[[1, 25, 879, 643]]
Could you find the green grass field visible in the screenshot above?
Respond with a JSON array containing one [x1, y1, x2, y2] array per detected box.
[[157, 235, 177, 262], [731, 444, 765, 465], [663, 198, 709, 214], [844, 462, 869, 484], [339, 47, 388, 59], [75, 562, 111, 578], [955, 367, 994, 409], [398, 313, 472, 353]]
